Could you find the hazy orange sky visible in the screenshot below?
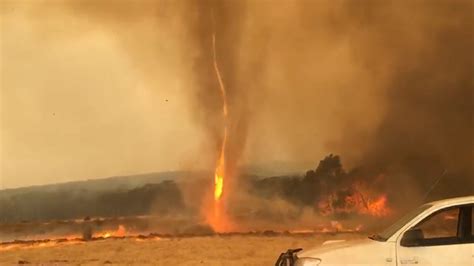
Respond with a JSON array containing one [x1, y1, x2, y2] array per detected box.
[[0, 1, 364, 189], [2, 1, 471, 189], [1, 2, 208, 188]]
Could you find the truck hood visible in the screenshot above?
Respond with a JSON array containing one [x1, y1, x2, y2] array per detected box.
[[298, 238, 394, 265]]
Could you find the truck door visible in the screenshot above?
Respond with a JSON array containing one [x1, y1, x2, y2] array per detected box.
[[396, 205, 473, 266]]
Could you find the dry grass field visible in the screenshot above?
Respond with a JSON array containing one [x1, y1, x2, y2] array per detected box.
[[0, 234, 364, 265]]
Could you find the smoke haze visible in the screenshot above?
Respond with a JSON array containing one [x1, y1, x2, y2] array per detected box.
[[1, 0, 472, 201]]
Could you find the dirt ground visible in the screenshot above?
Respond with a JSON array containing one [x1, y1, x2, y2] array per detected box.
[[0, 234, 363, 265]]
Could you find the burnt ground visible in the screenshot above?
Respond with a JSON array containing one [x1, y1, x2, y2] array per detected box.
[[0, 233, 364, 265]]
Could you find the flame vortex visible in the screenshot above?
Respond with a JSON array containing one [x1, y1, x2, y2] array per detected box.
[[212, 32, 228, 201]]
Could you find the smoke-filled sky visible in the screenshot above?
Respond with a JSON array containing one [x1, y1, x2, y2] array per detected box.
[[1, 0, 472, 189]]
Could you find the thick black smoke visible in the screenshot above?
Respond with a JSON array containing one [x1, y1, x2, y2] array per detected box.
[[341, 1, 474, 202]]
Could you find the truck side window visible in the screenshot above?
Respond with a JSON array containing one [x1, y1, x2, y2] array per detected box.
[[412, 207, 460, 245], [470, 206, 474, 239]]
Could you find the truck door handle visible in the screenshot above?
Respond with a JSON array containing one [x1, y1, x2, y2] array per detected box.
[[400, 257, 419, 264]]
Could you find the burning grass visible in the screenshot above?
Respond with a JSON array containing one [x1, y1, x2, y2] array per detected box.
[[0, 226, 365, 251]]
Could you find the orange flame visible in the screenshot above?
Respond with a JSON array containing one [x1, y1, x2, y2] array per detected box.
[[98, 224, 126, 239], [318, 181, 392, 218], [214, 128, 227, 201], [365, 195, 391, 217], [214, 173, 224, 200]]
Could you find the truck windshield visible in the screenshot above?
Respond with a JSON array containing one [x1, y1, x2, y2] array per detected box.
[[370, 204, 432, 241]]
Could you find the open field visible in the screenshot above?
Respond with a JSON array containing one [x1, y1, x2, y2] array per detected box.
[[0, 234, 364, 265]]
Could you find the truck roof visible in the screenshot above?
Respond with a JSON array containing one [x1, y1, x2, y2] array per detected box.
[[427, 195, 474, 207]]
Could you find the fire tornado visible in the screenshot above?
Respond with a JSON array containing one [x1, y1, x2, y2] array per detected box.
[[212, 32, 228, 202], [208, 27, 231, 231]]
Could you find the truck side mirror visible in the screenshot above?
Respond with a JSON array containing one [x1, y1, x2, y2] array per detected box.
[[401, 228, 424, 247]]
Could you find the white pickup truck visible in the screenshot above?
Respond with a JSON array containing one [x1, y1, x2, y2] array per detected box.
[[276, 196, 474, 266]]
